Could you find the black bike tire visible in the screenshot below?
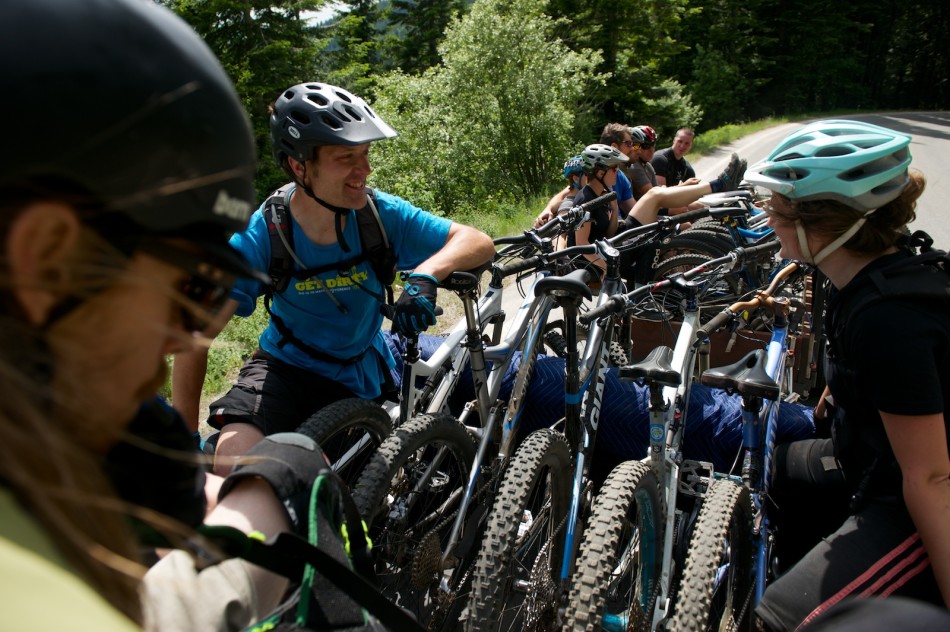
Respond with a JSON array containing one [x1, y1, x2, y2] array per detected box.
[[350, 413, 477, 625], [295, 397, 393, 486], [649, 253, 741, 321], [671, 479, 755, 632], [465, 428, 573, 632], [563, 460, 663, 632], [658, 233, 733, 260]]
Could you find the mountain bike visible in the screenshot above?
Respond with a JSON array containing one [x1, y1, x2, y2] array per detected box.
[[343, 193, 618, 629], [560, 241, 783, 632], [463, 204, 760, 631], [670, 260, 806, 632]]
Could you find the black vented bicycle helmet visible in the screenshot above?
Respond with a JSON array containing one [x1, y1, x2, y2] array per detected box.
[[270, 82, 398, 168], [0, 0, 258, 239]]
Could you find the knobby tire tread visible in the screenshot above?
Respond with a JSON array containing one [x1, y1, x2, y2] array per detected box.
[[563, 460, 663, 632], [465, 429, 572, 632], [295, 397, 393, 486], [671, 479, 754, 632], [349, 413, 477, 627]]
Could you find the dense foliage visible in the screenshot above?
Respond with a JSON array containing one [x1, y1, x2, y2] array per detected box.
[[163, 0, 947, 215]]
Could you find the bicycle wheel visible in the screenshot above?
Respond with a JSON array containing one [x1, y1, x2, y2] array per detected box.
[[295, 397, 392, 486], [658, 232, 732, 260], [465, 429, 573, 632], [671, 479, 755, 632], [648, 253, 741, 321], [563, 460, 663, 632], [351, 413, 477, 628]]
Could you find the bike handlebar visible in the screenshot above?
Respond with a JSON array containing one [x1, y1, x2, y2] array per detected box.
[[579, 239, 781, 325], [492, 191, 617, 247], [695, 258, 801, 340]]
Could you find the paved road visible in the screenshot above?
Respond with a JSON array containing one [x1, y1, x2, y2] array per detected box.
[[691, 112, 950, 248]]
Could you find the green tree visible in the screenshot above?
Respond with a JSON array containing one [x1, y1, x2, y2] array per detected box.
[[383, 0, 468, 73], [160, 0, 329, 198], [546, 0, 694, 137], [369, 0, 604, 219]]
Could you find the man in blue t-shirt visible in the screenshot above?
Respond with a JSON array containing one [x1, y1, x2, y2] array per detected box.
[[173, 83, 495, 475]]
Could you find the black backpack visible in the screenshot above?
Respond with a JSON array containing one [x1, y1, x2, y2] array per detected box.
[[262, 184, 398, 365], [826, 231, 950, 361]]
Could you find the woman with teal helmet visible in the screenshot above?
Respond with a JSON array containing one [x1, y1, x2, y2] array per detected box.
[[745, 120, 950, 630]]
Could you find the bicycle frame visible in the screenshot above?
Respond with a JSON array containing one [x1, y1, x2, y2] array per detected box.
[[706, 261, 802, 606], [623, 273, 713, 629]]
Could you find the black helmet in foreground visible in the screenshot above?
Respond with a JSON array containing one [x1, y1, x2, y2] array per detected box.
[[0, 0, 260, 277], [270, 82, 398, 170]]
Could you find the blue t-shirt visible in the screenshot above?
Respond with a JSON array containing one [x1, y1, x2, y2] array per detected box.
[[229, 187, 452, 398], [614, 170, 633, 205]]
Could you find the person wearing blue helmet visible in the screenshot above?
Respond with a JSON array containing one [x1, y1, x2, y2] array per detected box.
[[744, 119, 949, 630], [534, 155, 588, 228]]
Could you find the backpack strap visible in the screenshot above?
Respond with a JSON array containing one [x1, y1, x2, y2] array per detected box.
[[262, 186, 397, 365], [828, 244, 950, 358], [265, 184, 298, 294]]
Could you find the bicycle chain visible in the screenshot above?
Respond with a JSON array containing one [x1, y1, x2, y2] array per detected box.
[[401, 460, 505, 628]]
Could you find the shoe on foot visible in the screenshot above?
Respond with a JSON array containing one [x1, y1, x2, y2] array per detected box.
[[714, 152, 746, 193]]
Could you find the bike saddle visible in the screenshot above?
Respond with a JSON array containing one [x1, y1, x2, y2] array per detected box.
[[619, 345, 681, 387], [534, 268, 593, 301], [439, 270, 480, 293], [701, 348, 780, 400]]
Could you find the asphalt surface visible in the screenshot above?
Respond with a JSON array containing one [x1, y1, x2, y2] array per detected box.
[[691, 112, 950, 247]]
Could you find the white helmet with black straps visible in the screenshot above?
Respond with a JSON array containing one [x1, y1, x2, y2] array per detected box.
[[580, 144, 629, 174]]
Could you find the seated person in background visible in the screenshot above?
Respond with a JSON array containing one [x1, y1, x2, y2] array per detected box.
[[652, 127, 697, 186], [627, 125, 660, 200], [535, 155, 587, 227], [542, 122, 639, 221], [568, 144, 747, 283]]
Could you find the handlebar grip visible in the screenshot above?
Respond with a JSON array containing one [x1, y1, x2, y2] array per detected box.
[[380, 304, 444, 322], [579, 295, 624, 325], [737, 239, 780, 260], [536, 214, 565, 239], [695, 309, 734, 341], [495, 255, 544, 278], [493, 234, 528, 246], [578, 190, 617, 214]]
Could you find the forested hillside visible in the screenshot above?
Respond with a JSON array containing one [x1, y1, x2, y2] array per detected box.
[[159, 0, 948, 217]]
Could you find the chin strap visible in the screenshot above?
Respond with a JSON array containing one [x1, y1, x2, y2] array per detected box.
[[797, 207, 877, 266], [294, 171, 355, 253]]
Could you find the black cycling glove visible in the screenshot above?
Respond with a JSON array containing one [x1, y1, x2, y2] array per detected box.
[[217, 432, 331, 536], [392, 273, 438, 336]]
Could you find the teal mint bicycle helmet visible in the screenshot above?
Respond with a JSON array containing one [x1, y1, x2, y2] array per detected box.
[[581, 144, 629, 174], [744, 119, 911, 212]]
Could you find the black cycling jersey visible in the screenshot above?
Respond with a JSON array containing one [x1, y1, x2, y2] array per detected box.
[[826, 250, 950, 496]]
